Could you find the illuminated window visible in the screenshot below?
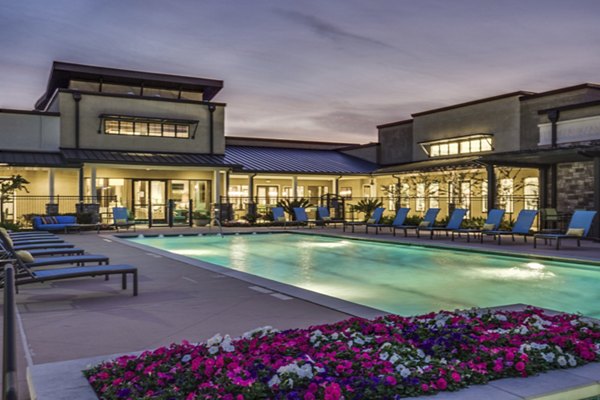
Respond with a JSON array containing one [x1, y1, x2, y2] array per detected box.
[[523, 177, 539, 210], [498, 178, 514, 213], [339, 187, 352, 199], [420, 134, 493, 157], [103, 117, 191, 138], [429, 182, 439, 208], [416, 183, 425, 212]]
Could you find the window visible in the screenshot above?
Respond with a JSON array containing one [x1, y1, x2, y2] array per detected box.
[[498, 178, 514, 213], [460, 181, 471, 215], [400, 183, 410, 208], [429, 182, 439, 208], [416, 183, 425, 212], [481, 180, 488, 213], [387, 184, 397, 211], [103, 118, 191, 139], [339, 187, 352, 199], [523, 177, 539, 210], [420, 134, 494, 157]]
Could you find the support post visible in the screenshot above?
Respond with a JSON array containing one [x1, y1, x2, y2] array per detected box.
[[550, 164, 558, 208], [486, 164, 496, 212], [90, 166, 97, 203], [214, 169, 222, 222], [292, 176, 298, 199], [78, 167, 84, 202], [539, 166, 548, 209], [48, 168, 55, 203]]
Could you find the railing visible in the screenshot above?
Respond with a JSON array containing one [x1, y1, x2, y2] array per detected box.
[[4, 195, 117, 225], [3, 264, 18, 400], [219, 195, 540, 223]]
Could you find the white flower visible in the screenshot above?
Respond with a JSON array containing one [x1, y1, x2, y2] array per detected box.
[[181, 354, 192, 363], [221, 335, 235, 352], [424, 355, 431, 363], [541, 352, 555, 362], [568, 355, 577, 367], [206, 333, 223, 347], [494, 314, 508, 321], [379, 352, 390, 361], [208, 346, 219, 355], [417, 349, 426, 359], [395, 364, 411, 378], [530, 342, 548, 350], [268, 375, 281, 387], [331, 332, 339, 340], [389, 353, 400, 365], [557, 356, 567, 367], [242, 326, 278, 340], [276, 362, 315, 380], [354, 337, 365, 345]]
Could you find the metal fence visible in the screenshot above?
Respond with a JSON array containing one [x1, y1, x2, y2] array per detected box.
[[219, 195, 540, 223]]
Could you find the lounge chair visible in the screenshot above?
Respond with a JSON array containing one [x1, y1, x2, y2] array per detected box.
[[111, 207, 136, 232], [1, 262, 138, 296], [343, 207, 385, 233], [481, 209, 538, 244], [11, 237, 64, 245], [451, 209, 505, 242], [0, 235, 109, 269], [293, 207, 316, 228], [393, 208, 440, 237], [417, 208, 468, 239], [271, 207, 287, 228], [533, 210, 597, 250], [32, 216, 80, 233], [366, 208, 410, 234], [316, 207, 343, 228], [13, 242, 75, 251]]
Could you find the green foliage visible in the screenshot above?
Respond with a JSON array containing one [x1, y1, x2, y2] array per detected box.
[[499, 217, 515, 230], [404, 215, 423, 226], [276, 198, 313, 220], [462, 217, 486, 229], [350, 199, 384, 221], [0, 221, 21, 231], [0, 175, 29, 222], [192, 210, 210, 219], [379, 215, 394, 225]]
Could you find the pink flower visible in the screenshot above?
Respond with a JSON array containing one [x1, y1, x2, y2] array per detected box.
[[304, 393, 315, 400], [421, 383, 429, 392], [385, 375, 397, 385], [451, 371, 461, 382], [515, 362, 525, 372], [437, 378, 448, 390]]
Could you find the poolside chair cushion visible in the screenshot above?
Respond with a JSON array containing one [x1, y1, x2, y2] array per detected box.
[[41, 216, 58, 224], [565, 228, 584, 237], [367, 218, 376, 224], [0, 230, 13, 247], [322, 216, 331, 221], [419, 221, 431, 228], [15, 250, 35, 263], [482, 223, 495, 231], [115, 218, 128, 225]]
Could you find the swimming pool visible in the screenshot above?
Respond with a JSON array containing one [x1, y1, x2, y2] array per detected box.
[[127, 233, 600, 317]]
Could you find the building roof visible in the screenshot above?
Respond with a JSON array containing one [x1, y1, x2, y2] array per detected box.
[[35, 61, 224, 110], [61, 148, 235, 167], [0, 150, 71, 167], [224, 145, 378, 174]]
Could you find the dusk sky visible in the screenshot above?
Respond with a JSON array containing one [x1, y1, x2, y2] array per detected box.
[[1, 0, 599, 143]]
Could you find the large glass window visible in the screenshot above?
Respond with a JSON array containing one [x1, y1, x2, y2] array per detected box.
[[416, 183, 425, 212], [104, 118, 191, 138], [523, 177, 539, 210], [429, 182, 440, 208], [421, 135, 493, 157], [498, 178, 514, 213]]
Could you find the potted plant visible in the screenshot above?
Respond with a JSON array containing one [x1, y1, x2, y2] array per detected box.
[[192, 211, 210, 227]]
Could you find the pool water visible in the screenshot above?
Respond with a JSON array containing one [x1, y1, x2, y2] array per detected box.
[[128, 233, 600, 317]]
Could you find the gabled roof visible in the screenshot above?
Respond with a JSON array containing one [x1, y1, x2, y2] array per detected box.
[[224, 145, 378, 174], [35, 61, 223, 110]]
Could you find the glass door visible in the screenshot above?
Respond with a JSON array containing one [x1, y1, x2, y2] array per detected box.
[[132, 180, 167, 223]]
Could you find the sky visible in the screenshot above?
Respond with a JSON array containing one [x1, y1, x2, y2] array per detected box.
[[1, 0, 599, 144]]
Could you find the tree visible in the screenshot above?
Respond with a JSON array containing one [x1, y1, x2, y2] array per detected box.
[[0, 175, 30, 223]]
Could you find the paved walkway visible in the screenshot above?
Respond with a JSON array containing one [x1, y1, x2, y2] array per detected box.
[[2, 225, 600, 398]]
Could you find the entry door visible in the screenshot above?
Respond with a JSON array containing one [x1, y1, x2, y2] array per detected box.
[[132, 180, 167, 222]]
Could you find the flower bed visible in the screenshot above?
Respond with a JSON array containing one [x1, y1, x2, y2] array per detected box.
[[85, 308, 600, 399]]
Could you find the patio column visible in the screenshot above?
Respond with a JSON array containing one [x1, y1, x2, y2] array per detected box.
[[90, 166, 97, 203], [550, 164, 558, 208], [334, 177, 340, 196], [292, 176, 298, 199], [78, 167, 84, 202], [48, 168, 55, 203], [539, 166, 548, 209], [248, 174, 256, 219], [594, 157, 600, 237], [214, 169, 222, 205], [486, 164, 496, 211]]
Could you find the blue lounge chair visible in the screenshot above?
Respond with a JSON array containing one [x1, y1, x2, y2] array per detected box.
[[533, 210, 597, 250], [11, 237, 64, 245], [317, 207, 343, 228], [112, 207, 136, 232], [393, 208, 440, 237], [343, 207, 385, 233], [481, 209, 538, 244], [293, 207, 316, 228], [271, 207, 287, 228], [417, 208, 467, 239], [451, 209, 505, 242], [13, 242, 75, 251], [366, 208, 410, 234]]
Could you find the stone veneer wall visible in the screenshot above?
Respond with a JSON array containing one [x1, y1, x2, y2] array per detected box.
[[556, 161, 594, 211]]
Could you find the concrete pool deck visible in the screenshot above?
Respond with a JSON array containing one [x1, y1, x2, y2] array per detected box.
[[2, 225, 600, 398]]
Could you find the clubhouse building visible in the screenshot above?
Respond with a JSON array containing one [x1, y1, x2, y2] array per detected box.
[[1, 62, 599, 233]]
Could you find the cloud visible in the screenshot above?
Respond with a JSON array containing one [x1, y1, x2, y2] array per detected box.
[[274, 9, 393, 49]]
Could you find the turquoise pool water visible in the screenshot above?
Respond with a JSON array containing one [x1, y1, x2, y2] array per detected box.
[[128, 233, 600, 317]]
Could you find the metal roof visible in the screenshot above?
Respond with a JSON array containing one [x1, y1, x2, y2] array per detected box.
[[224, 145, 378, 174], [61, 148, 235, 167], [0, 150, 70, 167]]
